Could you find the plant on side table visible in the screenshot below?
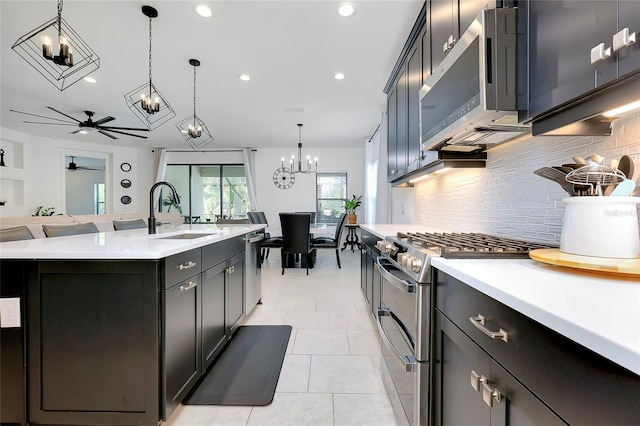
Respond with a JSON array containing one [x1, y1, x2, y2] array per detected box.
[[33, 206, 57, 216], [344, 194, 362, 224]]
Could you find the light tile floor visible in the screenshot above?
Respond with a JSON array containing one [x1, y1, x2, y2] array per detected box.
[[165, 247, 398, 426]]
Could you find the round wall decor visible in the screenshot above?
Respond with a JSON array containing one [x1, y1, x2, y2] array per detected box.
[[120, 162, 131, 172], [120, 179, 132, 188], [273, 167, 295, 189], [120, 195, 132, 205]]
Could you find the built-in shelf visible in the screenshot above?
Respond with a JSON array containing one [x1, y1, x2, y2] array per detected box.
[[0, 139, 25, 215]]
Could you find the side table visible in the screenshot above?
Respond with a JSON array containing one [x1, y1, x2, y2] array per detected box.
[[341, 223, 362, 252]]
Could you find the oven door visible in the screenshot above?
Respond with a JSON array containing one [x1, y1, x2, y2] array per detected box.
[[376, 257, 416, 426]]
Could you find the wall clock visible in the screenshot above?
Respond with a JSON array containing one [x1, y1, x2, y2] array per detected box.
[[120, 179, 132, 188], [273, 167, 295, 189], [120, 162, 131, 172]]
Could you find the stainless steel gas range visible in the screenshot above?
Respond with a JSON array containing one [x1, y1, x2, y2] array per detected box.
[[374, 232, 554, 426]]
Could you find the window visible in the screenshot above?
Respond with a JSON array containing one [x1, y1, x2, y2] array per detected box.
[[316, 173, 347, 225], [93, 183, 106, 214], [164, 164, 249, 223]]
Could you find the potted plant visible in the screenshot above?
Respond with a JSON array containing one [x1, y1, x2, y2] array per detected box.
[[162, 193, 182, 214], [33, 206, 57, 216], [344, 194, 363, 224]]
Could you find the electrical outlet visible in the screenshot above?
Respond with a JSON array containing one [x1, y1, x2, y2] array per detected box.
[[0, 298, 21, 328]]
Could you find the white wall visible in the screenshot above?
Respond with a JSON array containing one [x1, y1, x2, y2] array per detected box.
[[0, 127, 154, 217], [411, 114, 640, 243], [254, 147, 365, 234]]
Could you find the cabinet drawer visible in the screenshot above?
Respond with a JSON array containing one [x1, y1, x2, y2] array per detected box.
[[435, 270, 640, 425], [202, 237, 244, 270], [165, 248, 201, 289]]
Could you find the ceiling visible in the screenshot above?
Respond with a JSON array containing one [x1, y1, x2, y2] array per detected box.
[[0, 1, 423, 151]]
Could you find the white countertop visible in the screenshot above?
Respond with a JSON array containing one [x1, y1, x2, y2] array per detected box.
[[360, 224, 640, 376], [0, 224, 265, 260]]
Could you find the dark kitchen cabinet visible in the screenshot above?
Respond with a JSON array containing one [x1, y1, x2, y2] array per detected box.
[[434, 312, 566, 426], [164, 274, 200, 416], [407, 36, 425, 174], [435, 270, 640, 426], [387, 85, 399, 179], [27, 261, 160, 426], [430, 0, 496, 72], [359, 230, 381, 318], [225, 252, 245, 334], [527, 0, 640, 120]]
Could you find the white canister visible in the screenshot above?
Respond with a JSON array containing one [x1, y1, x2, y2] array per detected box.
[[560, 196, 640, 259]]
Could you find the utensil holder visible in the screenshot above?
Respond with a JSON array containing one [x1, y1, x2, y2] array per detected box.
[[560, 197, 640, 258]]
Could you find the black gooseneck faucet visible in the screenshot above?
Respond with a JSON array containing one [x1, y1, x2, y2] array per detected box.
[[148, 181, 181, 234]]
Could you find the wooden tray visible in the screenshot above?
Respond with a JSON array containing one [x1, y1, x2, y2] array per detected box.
[[529, 249, 640, 277]]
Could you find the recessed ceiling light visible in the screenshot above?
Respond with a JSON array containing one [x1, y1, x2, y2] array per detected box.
[[79, 130, 88, 134], [334, 73, 345, 80], [238, 74, 251, 81], [83, 76, 96, 83], [195, 5, 212, 18], [338, 3, 355, 17]]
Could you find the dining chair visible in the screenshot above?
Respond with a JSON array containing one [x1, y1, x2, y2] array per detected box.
[[42, 222, 99, 238], [0, 225, 35, 242], [247, 211, 282, 261], [312, 213, 347, 268], [113, 218, 147, 231], [294, 211, 317, 226], [279, 212, 315, 275]]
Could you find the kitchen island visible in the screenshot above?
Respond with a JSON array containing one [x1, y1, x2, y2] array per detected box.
[[360, 224, 639, 425], [0, 223, 264, 426]]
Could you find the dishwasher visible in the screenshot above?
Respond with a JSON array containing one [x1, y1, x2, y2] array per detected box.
[[244, 231, 264, 315]]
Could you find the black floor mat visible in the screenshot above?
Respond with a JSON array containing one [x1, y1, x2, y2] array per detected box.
[[183, 325, 292, 406]]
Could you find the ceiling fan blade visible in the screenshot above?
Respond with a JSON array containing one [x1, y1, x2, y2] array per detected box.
[[97, 129, 118, 139], [100, 125, 150, 132], [10, 109, 76, 124], [93, 116, 116, 126], [23, 121, 76, 126], [103, 129, 148, 139], [46, 106, 82, 123], [69, 129, 84, 134]]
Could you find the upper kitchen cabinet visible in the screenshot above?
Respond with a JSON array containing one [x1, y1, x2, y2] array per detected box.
[[385, 3, 426, 182], [430, 0, 497, 72], [527, 0, 640, 121]]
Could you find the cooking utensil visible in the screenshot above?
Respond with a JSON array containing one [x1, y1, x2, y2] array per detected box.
[[572, 156, 587, 165], [534, 167, 577, 195], [553, 166, 574, 174], [565, 164, 626, 196], [585, 154, 605, 165], [618, 155, 635, 180], [603, 158, 619, 195], [562, 163, 586, 170], [610, 178, 636, 196]]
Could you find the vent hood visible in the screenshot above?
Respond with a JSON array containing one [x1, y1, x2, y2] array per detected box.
[[532, 70, 640, 136], [390, 151, 487, 187]]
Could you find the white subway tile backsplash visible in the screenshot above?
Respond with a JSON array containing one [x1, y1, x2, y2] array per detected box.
[[413, 114, 640, 243]]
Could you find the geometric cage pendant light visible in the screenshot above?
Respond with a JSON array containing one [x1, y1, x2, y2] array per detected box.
[[11, 0, 100, 91], [124, 5, 175, 130], [176, 59, 214, 151]]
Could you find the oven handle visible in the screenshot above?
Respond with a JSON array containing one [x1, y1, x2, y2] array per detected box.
[[376, 307, 417, 372], [375, 257, 416, 294]]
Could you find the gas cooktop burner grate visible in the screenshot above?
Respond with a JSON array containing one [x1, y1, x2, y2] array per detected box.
[[397, 232, 556, 259]]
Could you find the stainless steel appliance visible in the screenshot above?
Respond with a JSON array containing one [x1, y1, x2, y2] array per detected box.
[[419, 8, 530, 154], [375, 232, 554, 426], [244, 231, 264, 315]]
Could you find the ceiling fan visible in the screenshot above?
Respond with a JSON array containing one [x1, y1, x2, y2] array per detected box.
[[10, 107, 150, 139], [67, 156, 104, 172]]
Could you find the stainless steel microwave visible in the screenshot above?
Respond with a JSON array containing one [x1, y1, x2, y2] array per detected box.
[[419, 8, 530, 153]]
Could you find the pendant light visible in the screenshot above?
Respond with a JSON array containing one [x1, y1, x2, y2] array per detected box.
[[124, 5, 175, 130], [176, 59, 214, 150], [280, 124, 318, 174], [11, 0, 100, 90]]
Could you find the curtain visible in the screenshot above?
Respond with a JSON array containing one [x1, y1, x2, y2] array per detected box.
[[243, 148, 258, 211], [364, 112, 390, 224]]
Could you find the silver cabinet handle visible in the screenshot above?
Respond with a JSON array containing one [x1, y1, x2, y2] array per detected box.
[[469, 314, 508, 342], [179, 281, 197, 292], [482, 382, 502, 407], [613, 27, 636, 52], [226, 265, 235, 274], [375, 257, 415, 294], [590, 42, 611, 64], [470, 370, 487, 392], [178, 261, 197, 270]]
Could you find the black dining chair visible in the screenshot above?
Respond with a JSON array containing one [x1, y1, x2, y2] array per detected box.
[[113, 219, 147, 231], [42, 222, 99, 238], [247, 211, 283, 261], [294, 211, 317, 227], [279, 212, 315, 275], [312, 213, 347, 268], [0, 225, 35, 242]]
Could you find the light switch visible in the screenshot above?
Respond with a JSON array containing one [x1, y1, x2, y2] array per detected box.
[[0, 298, 21, 328]]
